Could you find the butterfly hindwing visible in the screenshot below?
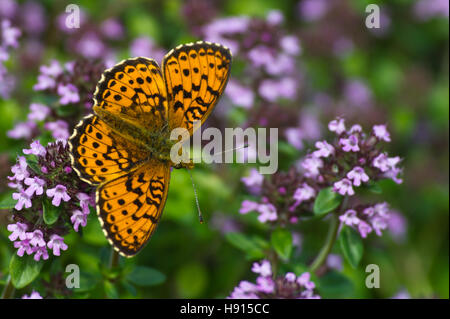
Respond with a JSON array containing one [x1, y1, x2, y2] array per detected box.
[[68, 115, 145, 185], [96, 160, 171, 256], [163, 41, 232, 134], [93, 57, 169, 131]]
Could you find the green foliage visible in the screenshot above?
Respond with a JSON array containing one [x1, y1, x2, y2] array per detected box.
[[9, 254, 43, 289], [339, 227, 364, 269], [314, 187, 342, 216], [271, 228, 293, 260], [126, 266, 166, 287]]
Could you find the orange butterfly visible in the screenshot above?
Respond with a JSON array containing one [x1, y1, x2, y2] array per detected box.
[[68, 41, 232, 257]]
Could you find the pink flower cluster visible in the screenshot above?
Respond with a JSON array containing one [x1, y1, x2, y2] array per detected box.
[[6, 140, 95, 259], [300, 118, 403, 197], [202, 11, 301, 108], [340, 202, 392, 238], [8, 223, 67, 261], [229, 260, 320, 299]]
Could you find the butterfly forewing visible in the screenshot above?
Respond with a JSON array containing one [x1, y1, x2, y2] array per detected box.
[[69, 115, 145, 185], [93, 57, 169, 131], [163, 41, 232, 134]]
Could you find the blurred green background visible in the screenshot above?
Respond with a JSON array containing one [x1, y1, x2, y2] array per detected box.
[[0, 0, 448, 298]]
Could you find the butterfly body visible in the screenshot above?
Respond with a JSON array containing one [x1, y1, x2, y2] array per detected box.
[[69, 42, 231, 257]]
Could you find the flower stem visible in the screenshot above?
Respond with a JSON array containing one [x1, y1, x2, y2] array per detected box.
[[309, 213, 340, 273], [1, 275, 15, 299], [109, 249, 120, 269]]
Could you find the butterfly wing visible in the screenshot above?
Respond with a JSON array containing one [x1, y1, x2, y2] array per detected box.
[[163, 41, 232, 134], [93, 57, 168, 131], [96, 159, 171, 257], [68, 114, 145, 185]]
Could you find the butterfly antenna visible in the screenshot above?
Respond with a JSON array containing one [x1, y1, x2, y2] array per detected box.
[[214, 143, 249, 156], [188, 169, 204, 224]]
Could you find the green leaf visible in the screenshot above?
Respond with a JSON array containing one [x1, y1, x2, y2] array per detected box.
[[122, 280, 137, 296], [225, 232, 266, 259], [366, 181, 382, 194], [43, 198, 60, 225], [9, 254, 44, 289], [25, 155, 41, 174], [104, 280, 119, 298], [339, 226, 364, 268], [271, 228, 293, 260], [313, 187, 342, 216], [0, 194, 16, 209], [126, 266, 166, 287], [317, 270, 354, 298]]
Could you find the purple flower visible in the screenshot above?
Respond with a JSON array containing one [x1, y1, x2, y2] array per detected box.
[[44, 120, 69, 140], [12, 190, 33, 210], [226, 80, 254, 109], [22, 290, 43, 299], [77, 192, 93, 215], [24, 176, 45, 197], [280, 36, 301, 56], [344, 80, 372, 107], [46, 184, 70, 206], [313, 140, 334, 158], [100, 18, 124, 39], [40, 60, 63, 77], [349, 124, 362, 133], [130, 37, 165, 63], [257, 203, 277, 223], [388, 212, 407, 242], [266, 9, 284, 25], [298, 0, 329, 22], [373, 124, 391, 142], [297, 272, 315, 290], [70, 209, 87, 232], [1, 20, 21, 48], [413, 0, 449, 21], [33, 74, 56, 91], [27, 230, 46, 247], [252, 260, 272, 277], [7, 121, 36, 139], [57, 83, 80, 105], [333, 178, 355, 196], [339, 134, 360, 152], [328, 118, 346, 135], [0, 1, 18, 19], [371, 216, 389, 236], [33, 246, 49, 261], [7, 222, 28, 241], [241, 169, 264, 193], [9, 156, 29, 181], [256, 276, 275, 293], [21, 1, 46, 35], [372, 153, 390, 172], [14, 239, 33, 256], [358, 220, 372, 238], [239, 200, 259, 214], [339, 209, 360, 226], [326, 254, 343, 271], [291, 183, 316, 211], [27, 103, 50, 122], [285, 128, 304, 150], [47, 234, 68, 256], [23, 140, 46, 156], [76, 32, 105, 59], [347, 166, 369, 186], [300, 156, 323, 178], [285, 272, 296, 282]]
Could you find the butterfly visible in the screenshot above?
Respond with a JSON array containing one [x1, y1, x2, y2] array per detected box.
[[68, 41, 232, 257]]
